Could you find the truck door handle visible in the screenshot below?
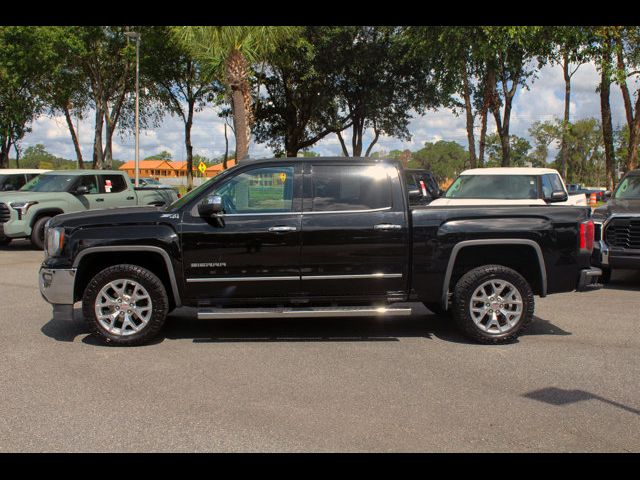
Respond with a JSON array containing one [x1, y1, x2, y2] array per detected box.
[[96, 198, 104, 202], [374, 223, 402, 230], [127, 196, 135, 200], [268, 226, 297, 232]]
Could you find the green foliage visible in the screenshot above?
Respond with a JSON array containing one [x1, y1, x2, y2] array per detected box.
[[10, 144, 77, 169], [144, 151, 173, 160], [411, 141, 469, 182], [485, 134, 533, 167]]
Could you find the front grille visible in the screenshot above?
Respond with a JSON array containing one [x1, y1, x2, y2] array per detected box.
[[605, 217, 640, 250], [0, 203, 9, 224]]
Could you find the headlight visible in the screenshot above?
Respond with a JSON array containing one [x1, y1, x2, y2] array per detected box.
[[9, 201, 38, 219], [45, 227, 65, 257]]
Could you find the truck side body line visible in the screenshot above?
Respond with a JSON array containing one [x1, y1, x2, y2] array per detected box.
[[441, 239, 547, 310], [72, 245, 181, 307]]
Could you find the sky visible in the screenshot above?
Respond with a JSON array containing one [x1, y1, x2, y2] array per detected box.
[[21, 60, 638, 164]]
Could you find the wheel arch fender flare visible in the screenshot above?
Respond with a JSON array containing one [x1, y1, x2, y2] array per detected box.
[[441, 239, 547, 310], [72, 245, 181, 307]]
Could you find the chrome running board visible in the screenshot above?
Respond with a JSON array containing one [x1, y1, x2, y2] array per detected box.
[[197, 305, 412, 320]]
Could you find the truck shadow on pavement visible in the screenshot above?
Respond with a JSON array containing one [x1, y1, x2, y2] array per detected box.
[[0, 239, 38, 251], [40, 304, 571, 347], [524, 387, 640, 417]]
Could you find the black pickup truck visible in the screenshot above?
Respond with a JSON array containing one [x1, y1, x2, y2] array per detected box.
[[39, 157, 601, 346]]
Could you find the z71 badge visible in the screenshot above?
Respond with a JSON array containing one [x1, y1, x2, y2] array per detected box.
[[160, 213, 179, 219]]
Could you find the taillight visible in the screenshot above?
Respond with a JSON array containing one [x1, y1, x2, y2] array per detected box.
[[579, 220, 594, 253]]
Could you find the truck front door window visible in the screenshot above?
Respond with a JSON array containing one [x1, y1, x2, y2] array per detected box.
[[212, 166, 294, 214]]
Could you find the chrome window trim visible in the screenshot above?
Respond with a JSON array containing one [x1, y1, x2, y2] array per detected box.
[[303, 206, 392, 215]]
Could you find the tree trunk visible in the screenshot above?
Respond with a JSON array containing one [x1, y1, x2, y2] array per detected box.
[[14, 143, 20, 169], [93, 106, 104, 169], [185, 100, 194, 190], [226, 50, 251, 161], [223, 122, 229, 169], [600, 45, 616, 190], [478, 109, 488, 166], [364, 126, 380, 157], [336, 130, 349, 156], [629, 94, 640, 171], [560, 53, 571, 180], [351, 115, 364, 157], [615, 39, 637, 172], [63, 105, 84, 169], [462, 59, 477, 168]]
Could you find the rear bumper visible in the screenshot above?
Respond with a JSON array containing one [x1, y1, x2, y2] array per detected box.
[[577, 267, 602, 291]]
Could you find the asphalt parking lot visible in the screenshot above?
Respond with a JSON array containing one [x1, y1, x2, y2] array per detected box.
[[0, 240, 638, 452]]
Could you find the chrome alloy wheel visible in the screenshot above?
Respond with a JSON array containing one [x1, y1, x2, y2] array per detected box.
[[94, 279, 153, 336], [469, 279, 523, 334]]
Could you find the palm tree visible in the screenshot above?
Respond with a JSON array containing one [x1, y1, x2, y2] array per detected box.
[[173, 26, 297, 161]]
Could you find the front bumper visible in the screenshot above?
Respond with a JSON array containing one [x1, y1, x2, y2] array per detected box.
[[593, 240, 640, 269], [39, 267, 76, 305], [577, 267, 602, 291]]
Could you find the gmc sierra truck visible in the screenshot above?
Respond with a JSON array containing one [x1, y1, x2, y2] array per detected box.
[[39, 157, 601, 346], [0, 170, 177, 248]]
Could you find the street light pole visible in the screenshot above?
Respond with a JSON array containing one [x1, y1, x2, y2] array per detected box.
[[125, 31, 141, 187]]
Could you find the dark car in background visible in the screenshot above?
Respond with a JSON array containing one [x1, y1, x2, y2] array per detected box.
[[592, 169, 640, 282], [404, 169, 441, 205]]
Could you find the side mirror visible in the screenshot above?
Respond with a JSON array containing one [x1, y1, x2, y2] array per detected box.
[[74, 185, 89, 195], [547, 190, 568, 203], [198, 195, 224, 217]]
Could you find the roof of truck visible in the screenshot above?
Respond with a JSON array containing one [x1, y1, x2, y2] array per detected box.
[[460, 167, 560, 175], [0, 169, 51, 174], [41, 169, 123, 175]]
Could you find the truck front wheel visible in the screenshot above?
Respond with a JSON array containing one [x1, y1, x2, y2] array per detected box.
[[82, 264, 169, 346], [31, 216, 51, 250], [452, 265, 534, 344]]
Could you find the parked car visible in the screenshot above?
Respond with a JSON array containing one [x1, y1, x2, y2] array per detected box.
[[39, 157, 601, 346], [404, 169, 442, 205], [431, 168, 587, 206], [0, 170, 177, 248], [591, 169, 640, 282], [567, 183, 609, 202], [138, 177, 173, 189], [0, 169, 50, 192]]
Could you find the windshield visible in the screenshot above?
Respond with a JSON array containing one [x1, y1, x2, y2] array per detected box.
[[445, 174, 539, 199], [614, 175, 640, 199], [20, 174, 76, 192]]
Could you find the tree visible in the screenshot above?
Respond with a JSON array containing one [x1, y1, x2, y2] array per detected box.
[[546, 27, 592, 179], [482, 26, 548, 166], [253, 27, 351, 157], [144, 151, 173, 160], [0, 27, 59, 168], [563, 118, 605, 185], [142, 27, 221, 189], [315, 26, 444, 157], [485, 133, 532, 167], [174, 26, 297, 161], [411, 141, 468, 183], [529, 120, 561, 168]]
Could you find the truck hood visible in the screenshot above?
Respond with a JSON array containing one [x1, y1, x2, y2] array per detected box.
[[49, 205, 166, 230], [0, 191, 70, 204], [592, 198, 640, 220]]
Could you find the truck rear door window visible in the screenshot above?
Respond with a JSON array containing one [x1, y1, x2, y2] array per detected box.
[[99, 174, 127, 193], [311, 165, 392, 211]]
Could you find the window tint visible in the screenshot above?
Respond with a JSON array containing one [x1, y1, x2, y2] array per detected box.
[[75, 175, 99, 194], [212, 166, 294, 213], [548, 173, 564, 192], [541, 175, 553, 198], [99, 174, 128, 193], [445, 175, 538, 199], [312, 165, 392, 211]]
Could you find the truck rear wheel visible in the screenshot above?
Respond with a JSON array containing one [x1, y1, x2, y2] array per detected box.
[[31, 216, 51, 250], [452, 265, 534, 344], [82, 264, 168, 346]]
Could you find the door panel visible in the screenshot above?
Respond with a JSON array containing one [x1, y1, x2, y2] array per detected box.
[[180, 164, 303, 304], [300, 163, 409, 298]]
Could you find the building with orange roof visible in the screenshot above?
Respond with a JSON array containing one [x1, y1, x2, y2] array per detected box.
[[119, 160, 177, 178], [205, 158, 237, 177]]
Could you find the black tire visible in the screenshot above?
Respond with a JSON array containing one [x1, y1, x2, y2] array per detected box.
[[82, 264, 169, 346], [424, 302, 451, 316], [30, 215, 51, 250], [600, 267, 612, 284], [452, 264, 535, 344]]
